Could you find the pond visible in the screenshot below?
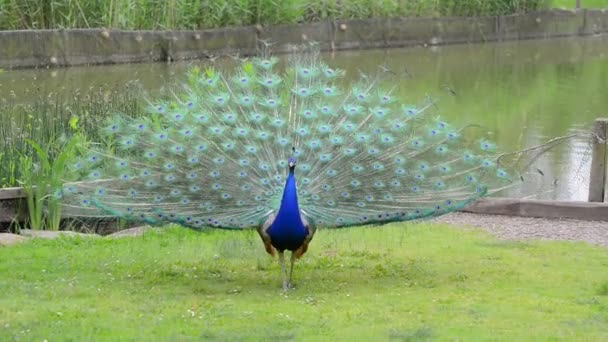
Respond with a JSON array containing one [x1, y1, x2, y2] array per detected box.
[[1, 35, 607, 201]]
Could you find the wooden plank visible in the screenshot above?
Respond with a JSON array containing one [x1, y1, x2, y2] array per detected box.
[[0, 187, 26, 200], [463, 197, 608, 221], [588, 118, 608, 202], [0, 198, 26, 222]]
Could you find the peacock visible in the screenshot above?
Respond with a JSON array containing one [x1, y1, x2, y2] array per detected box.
[[61, 46, 518, 290]]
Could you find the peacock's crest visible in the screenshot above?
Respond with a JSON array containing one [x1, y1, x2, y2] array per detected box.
[[61, 47, 516, 229]]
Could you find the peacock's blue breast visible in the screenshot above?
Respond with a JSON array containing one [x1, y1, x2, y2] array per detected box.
[[267, 216, 308, 251], [267, 167, 308, 251]]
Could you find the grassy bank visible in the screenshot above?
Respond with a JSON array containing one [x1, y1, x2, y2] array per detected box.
[[0, 0, 554, 31], [1, 223, 607, 340]]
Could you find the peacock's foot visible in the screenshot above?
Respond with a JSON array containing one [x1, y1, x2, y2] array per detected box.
[[281, 282, 296, 291]]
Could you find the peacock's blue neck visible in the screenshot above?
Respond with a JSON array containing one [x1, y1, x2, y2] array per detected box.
[[275, 168, 303, 226], [267, 167, 307, 250]]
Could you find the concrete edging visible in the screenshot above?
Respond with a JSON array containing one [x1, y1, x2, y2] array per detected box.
[[462, 198, 608, 222], [0, 9, 607, 69]]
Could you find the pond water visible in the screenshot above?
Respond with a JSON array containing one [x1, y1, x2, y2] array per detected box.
[[2, 35, 607, 201]]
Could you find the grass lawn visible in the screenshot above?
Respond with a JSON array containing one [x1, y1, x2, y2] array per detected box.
[[551, 0, 608, 8], [1, 223, 607, 340]]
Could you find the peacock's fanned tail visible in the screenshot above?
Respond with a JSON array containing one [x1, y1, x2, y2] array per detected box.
[[61, 48, 515, 229]]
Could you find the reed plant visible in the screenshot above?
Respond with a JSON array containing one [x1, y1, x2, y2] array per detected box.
[[0, 84, 143, 229], [436, 0, 548, 16], [0, 84, 143, 188], [18, 137, 81, 230], [19, 152, 45, 230], [0, 0, 553, 31]]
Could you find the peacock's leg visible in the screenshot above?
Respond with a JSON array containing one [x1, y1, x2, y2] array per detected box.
[[279, 251, 288, 291], [288, 252, 296, 289]]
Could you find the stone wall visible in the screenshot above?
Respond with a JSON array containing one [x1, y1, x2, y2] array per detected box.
[[0, 9, 607, 69]]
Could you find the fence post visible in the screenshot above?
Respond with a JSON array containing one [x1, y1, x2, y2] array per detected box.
[[576, 0, 582, 9], [588, 118, 608, 202]]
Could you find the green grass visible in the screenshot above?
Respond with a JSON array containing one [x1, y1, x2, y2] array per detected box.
[[552, 0, 608, 8], [1, 223, 607, 340]]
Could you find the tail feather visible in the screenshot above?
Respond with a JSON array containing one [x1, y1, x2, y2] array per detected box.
[[61, 47, 518, 229]]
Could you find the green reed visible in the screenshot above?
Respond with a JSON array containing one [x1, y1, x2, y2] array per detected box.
[[0, 85, 143, 188], [19, 137, 83, 230], [0, 0, 555, 31], [0, 83, 143, 229]]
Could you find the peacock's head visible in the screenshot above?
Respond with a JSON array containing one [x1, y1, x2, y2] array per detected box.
[[288, 157, 297, 169]]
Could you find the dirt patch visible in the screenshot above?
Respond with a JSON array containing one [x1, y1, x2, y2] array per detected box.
[[433, 212, 608, 247]]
